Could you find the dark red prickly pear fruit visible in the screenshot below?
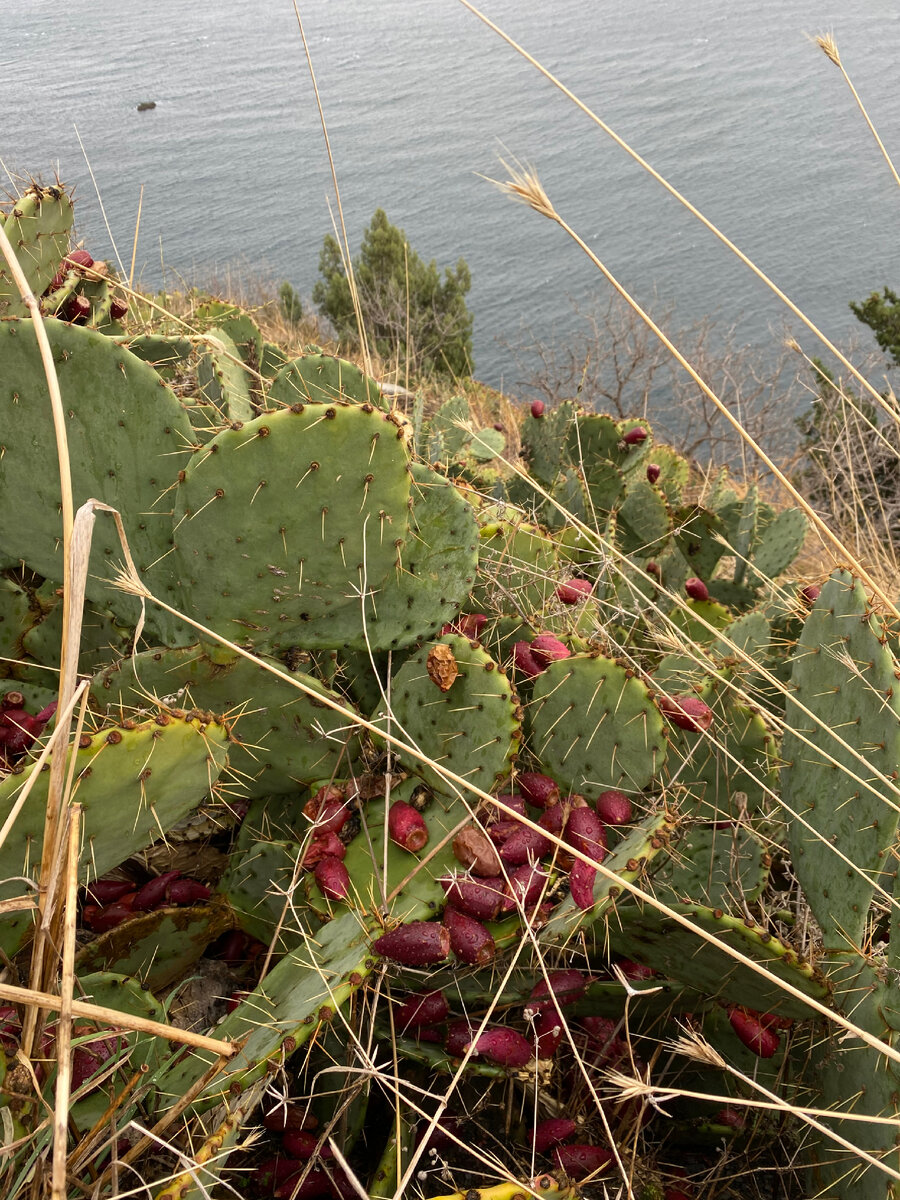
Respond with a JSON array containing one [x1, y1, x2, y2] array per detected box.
[[499, 862, 548, 913], [132, 871, 181, 911], [395, 989, 450, 1031], [456, 612, 488, 639], [414, 1115, 462, 1153], [646, 560, 661, 578], [282, 1130, 332, 1159], [108, 296, 128, 321], [167, 878, 210, 905], [622, 426, 647, 445], [84, 877, 135, 906], [532, 1117, 577, 1154], [617, 958, 657, 981], [445, 1019, 477, 1057], [252, 1157, 298, 1193], [262, 1102, 317, 1133], [526, 970, 587, 1014], [728, 1007, 780, 1058], [529, 634, 571, 667], [646, 462, 661, 483], [304, 784, 351, 834], [84, 893, 137, 932], [373, 921, 450, 966], [531, 400, 545, 418], [580, 1016, 624, 1063], [657, 693, 714, 733], [565, 806, 608, 863], [444, 906, 495, 965], [208, 929, 267, 966], [665, 1188, 694, 1200], [468, 1027, 533, 1068], [63, 294, 91, 323], [800, 584, 821, 605], [714, 1105, 746, 1129], [517, 772, 560, 809], [534, 1008, 564, 1058], [225, 990, 250, 1013], [553, 1143, 614, 1177], [274, 1168, 333, 1200], [439, 874, 504, 921], [488, 818, 523, 846], [65, 249, 94, 271], [596, 790, 632, 825], [684, 576, 709, 602], [759, 1012, 793, 1031], [492, 791, 527, 817], [415, 1025, 445, 1044], [568, 859, 596, 910], [556, 577, 593, 604], [71, 1030, 126, 1089], [453, 826, 501, 876], [302, 829, 346, 867], [498, 826, 551, 866], [313, 856, 351, 901], [513, 640, 544, 678], [388, 799, 429, 852]]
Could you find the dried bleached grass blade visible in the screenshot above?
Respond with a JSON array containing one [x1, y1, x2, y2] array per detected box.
[[50, 803, 81, 1200], [486, 157, 900, 619], [811, 31, 900, 190]]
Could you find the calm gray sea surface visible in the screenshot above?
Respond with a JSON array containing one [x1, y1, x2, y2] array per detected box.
[[5, 1, 900, 389]]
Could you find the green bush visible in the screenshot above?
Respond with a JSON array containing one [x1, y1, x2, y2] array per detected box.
[[312, 207, 473, 378]]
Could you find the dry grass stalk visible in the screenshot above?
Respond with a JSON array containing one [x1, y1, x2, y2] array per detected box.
[[50, 803, 81, 1200]]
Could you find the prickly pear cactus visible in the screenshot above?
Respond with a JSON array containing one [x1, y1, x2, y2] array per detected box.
[[0, 185, 74, 317]]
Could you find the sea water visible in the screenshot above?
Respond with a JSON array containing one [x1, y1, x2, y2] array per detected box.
[[5, 0, 900, 390]]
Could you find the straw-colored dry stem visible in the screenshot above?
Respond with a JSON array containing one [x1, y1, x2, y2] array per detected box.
[[50, 803, 82, 1200]]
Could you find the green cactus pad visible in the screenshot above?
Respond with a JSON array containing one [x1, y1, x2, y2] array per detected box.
[[0, 185, 74, 318], [712, 610, 771, 660], [519, 400, 575, 487], [0, 576, 41, 664], [616, 478, 672, 559], [91, 644, 360, 797], [124, 333, 194, 379], [170, 402, 413, 652], [0, 711, 229, 956], [376, 634, 521, 796], [727, 484, 758, 586], [645, 445, 690, 506], [0, 318, 196, 635], [74, 898, 234, 990], [220, 837, 306, 949], [606, 900, 829, 1017], [651, 824, 768, 908], [668, 597, 733, 645], [197, 329, 255, 422], [528, 654, 668, 797], [23, 585, 131, 676], [194, 301, 263, 373], [784, 570, 900, 952], [152, 908, 379, 1112], [747, 507, 807, 588], [472, 518, 560, 617], [266, 352, 383, 410], [673, 505, 729, 581], [358, 464, 479, 650]]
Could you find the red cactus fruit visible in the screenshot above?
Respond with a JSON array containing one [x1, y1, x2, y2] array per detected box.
[[373, 921, 450, 966], [492, 791, 527, 817], [529, 634, 571, 668], [388, 799, 429, 852], [282, 1130, 332, 1159], [109, 296, 129, 321], [444, 1019, 477, 1057], [622, 426, 647, 445], [414, 1115, 462, 1152], [553, 1143, 614, 1177], [684, 576, 709, 602], [714, 1106, 746, 1129], [728, 1007, 780, 1058], [453, 612, 488, 639], [274, 1167, 333, 1199], [526, 970, 587, 1014], [568, 859, 597, 910], [800, 584, 821, 605], [499, 862, 549, 913], [532, 1117, 577, 1154], [580, 1016, 625, 1065], [531, 400, 545, 418], [71, 1029, 126, 1089], [252, 1157, 299, 1193], [224, 990, 250, 1013], [534, 1008, 564, 1058], [468, 1027, 533, 1068], [565, 806, 608, 863], [83, 893, 137, 932], [499, 826, 551, 866], [513, 640, 545, 677], [440, 874, 504, 921], [596, 790, 632, 825], [646, 560, 661, 578], [84, 878, 135, 906], [664, 1188, 694, 1200], [444, 906, 495, 965], [302, 829, 346, 867], [166, 878, 210, 905], [65, 249, 94, 271], [539, 801, 568, 838], [646, 462, 661, 483], [759, 1012, 793, 1031], [313, 856, 351, 901], [63, 294, 92, 323], [303, 784, 351, 833], [616, 959, 657, 981], [453, 826, 501, 876], [262, 1102, 317, 1133], [517, 772, 561, 809], [415, 1025, 445, 1044], [488, 818, 521, 845], [395, 989, 450, 1031], [657, 693, 714, 733], [556, 577, 593, 604]]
